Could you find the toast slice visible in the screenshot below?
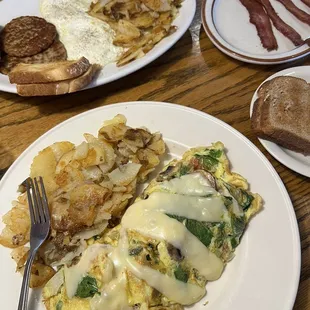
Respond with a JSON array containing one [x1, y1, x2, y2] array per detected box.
[[9, 57, 90, 84], [251, 76, 310, 155], [16, 64, 100, 96], [0, 40, 67, 75]]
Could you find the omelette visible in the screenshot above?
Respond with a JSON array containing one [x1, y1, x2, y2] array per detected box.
[[43, 142, 262, 310]]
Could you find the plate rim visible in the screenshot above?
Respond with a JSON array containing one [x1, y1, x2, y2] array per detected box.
[[249, 66, 310, 177], [0, 0, 196, 94], [201, 0, 310, 65], [0, 101, 301, 309]]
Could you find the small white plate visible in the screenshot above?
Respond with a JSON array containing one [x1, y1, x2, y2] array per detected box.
[[250, 66, 310, 177], [0, 102, 300, 309], [0, 0, 195, 94], [202, 0, 310, 64]]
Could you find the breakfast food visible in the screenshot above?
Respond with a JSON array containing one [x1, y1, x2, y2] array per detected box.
[[257, 0, 304, 47], [251, 76, 310, 155], [0, 16, 57, 57], [239, 0, 278, 51], [0, 40, 67, 75], [302, 0, 310, 7], [276, 0, 310, 26], [9, 57, 91, 84], [0, 115, 165, 287], [40, 0, 124, 68], [239, 0, 307, 51], [43, 142, 262, 309], [8, 57, 100, 96], [89, 0, 181, 65], [16, 64, 100, 96], [0, 16, 68, 76]]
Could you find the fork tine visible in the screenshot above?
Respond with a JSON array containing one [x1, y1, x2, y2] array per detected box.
[[34, 177, 45, 223], [39, 176, 50, 223], [28, 178, 40, 224], [25, 178, 36, 225]]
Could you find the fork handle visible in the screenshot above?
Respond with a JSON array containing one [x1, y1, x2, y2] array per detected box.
[[17, 250, 37, 310]]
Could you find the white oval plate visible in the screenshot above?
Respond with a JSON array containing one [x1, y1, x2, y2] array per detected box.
[[250, 66, 310, 177], [0, 102, 300, 309], [202, 0, 310, 64], [0, 0, 195, 94]]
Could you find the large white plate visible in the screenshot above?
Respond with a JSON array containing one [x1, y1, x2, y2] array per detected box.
[[250, 66, 310, 177], [0, 102, 300, 309], [202, 0, 310, 64], [0, 0, 195, 94]]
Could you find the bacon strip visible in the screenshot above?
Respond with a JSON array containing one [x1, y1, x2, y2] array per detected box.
[[276, 0, 310, 25], [257, 0, 304, 46], [301, 0, 310, 7], [239, 0, 278, 51]]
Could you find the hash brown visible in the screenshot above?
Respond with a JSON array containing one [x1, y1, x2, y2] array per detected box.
[[0, 16, 56, 57]]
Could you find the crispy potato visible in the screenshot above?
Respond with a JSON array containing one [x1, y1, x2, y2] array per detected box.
[[131, 12, 155, 28], [0, 197, 30, 248], [113, 20, 141, 45], [89, 0, 181, 66], [29, 263, 56, 288], [69, 184, 112, 227]]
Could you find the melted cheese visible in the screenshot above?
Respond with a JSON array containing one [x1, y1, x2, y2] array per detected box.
[[64, 244, 112, 298], [61, 173, 227, 307], [122, 204, 224, 280], [135, 191, 226, 222], [90, 273, 131, 310], [126, 257, 205, 305], [158, 172, 217, 196]]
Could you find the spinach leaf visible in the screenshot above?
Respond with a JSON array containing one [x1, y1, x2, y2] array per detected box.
[[56, 301, 63, 310], [166, 214, 213, 247], [178, 165, 190, 177], [230, 215, 246, 248], [224, 182, 254, 211], [75, 275, 100, 298], [195, 155, 218, 173], [222, 196, 233, 207], [231, 215, 246, 237], [209, 149, 222, 158], [129, 246, 143, 256], [174, 265, 189, 283]]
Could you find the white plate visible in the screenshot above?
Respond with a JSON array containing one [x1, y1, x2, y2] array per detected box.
[[202, 0, 310, 64], [250, 66, 310, 177], [0, 0, 195, 94], [0, 102, 300, 309]]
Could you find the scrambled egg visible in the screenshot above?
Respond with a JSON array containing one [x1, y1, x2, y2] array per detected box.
[[43, 142, 262, 310]]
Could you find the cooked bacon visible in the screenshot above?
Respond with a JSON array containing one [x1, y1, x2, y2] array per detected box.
[[258, 0, 304, 46], [301, 0, 310, 7], [276, 0, 310, 26], [239, 0, 278, 51]]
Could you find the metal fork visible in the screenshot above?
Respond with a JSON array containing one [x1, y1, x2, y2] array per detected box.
[[18, 177, 50, 310]]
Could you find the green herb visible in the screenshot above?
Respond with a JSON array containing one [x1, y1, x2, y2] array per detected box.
[[224, 183, 254, 211], [195, 155, 218, 172], [166, 214, 213, 247], [222, 196, 233, 207], [211, 222, 225, 248], [93, 235, 100, 240], [231, 215, 246, 237], [129, 246, 143, 256], [209, 149, 222, 158], [75, 275, 100, 298], [179, 165, 190, 176], [56, 300, 63, 310], [230, 237, 238, 249], [174, 265, 189, 283]]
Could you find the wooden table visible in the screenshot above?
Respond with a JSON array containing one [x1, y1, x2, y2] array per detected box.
[[0, 26, 309, 309]]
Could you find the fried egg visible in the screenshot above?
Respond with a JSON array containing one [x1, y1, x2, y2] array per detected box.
[[40, 0, 123, 66]]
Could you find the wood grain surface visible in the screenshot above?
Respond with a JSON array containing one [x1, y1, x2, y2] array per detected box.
[[0, 21, 309, 310]]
